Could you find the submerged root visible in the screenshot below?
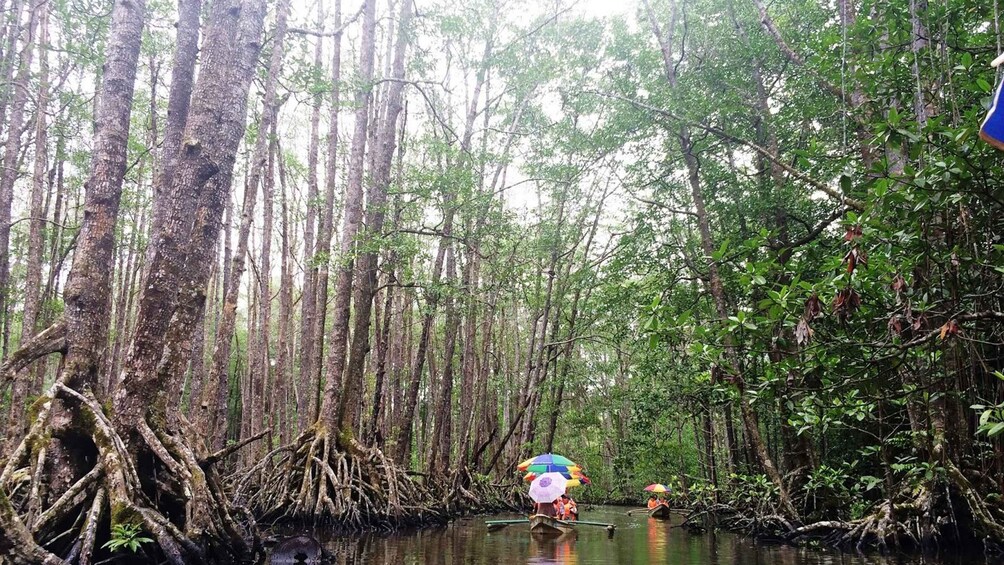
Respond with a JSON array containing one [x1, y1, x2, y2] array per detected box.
[[789, 500, 913, 551], [791, 465, 1004, 553], [0, 383, 256, 565], [238, 426, 446, 530]]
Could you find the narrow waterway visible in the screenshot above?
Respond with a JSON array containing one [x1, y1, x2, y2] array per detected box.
[[268, 505, 1002, 564]]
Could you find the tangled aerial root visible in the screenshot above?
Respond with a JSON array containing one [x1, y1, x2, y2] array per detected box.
[[0, 382, 255, 565], [238, 425, 445, 530], [669, 465, 1004, 558], [788, 468, 1004, 554], [441, 467, 524, 516], [239, 426, 525, 531]]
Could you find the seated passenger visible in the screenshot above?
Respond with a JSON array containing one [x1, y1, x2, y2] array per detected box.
[[553, 498, 566, 519], [561, 494, 578, 521]]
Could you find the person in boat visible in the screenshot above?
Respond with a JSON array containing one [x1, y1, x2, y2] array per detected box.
[[561, 494, 578, 521], [534, 501, 556, 517], [646, 495, 659, 509], [659, 495, 670, 507], [553, 498, 566, 519]]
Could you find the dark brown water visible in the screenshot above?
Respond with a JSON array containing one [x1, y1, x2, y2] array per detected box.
[[269, 505, 1002, 564]]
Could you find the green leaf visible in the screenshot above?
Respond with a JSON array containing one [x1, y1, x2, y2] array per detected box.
[[989, 422, 1004, 437], [979, 410, 992, 427], [712, 239, 730, 261], [840, 174, 853, 194]]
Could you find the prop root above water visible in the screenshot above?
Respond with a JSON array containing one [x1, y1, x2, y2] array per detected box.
[[236, 425, 443, 529], [0, 382, 256, 565]]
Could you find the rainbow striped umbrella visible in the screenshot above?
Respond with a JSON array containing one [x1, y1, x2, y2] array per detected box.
[[524, 471, 590, 488], [517, 453, 577, 471]]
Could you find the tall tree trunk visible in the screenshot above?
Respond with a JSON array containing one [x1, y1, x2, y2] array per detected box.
[[368, 264, 394, 445], [298, 2, 324, 433], [200, 0, 290, 448], [147, 0, 201, 247], [19, 0, 47, 350], [311, 0, 342, 425], [0, 0, 35, 361], [116, 0, 266, 443], [369, 126, 407, 446], [254, 121, 276, 455], [4, 0, 46, 443], [430, 243, 459, 473], [11, 6, 148, 556], [457, 244, 479, 466], [339, 0, 413, 436], [0, 0, 25, 142], [60, 0, 144, 388], [276, 141, 294, 446], [319, 0, 376, 431]]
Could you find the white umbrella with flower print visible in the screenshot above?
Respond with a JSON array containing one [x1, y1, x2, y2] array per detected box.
[[528, 472, 568, 503]]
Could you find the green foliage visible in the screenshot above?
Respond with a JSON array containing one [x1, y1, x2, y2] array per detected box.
[[524, 0, 1004, 527], [101, 523, 153, 554], [973, 373, 1004, 437]]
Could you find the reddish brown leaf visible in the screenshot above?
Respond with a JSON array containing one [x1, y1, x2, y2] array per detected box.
[[795, 318, 814, 345], [844, 247, 867, 274], [888, 315, 903, 336], [832, 291, 845, 311], [891, 274, 907, 293], [804, 294, 822, 320], [844, 225, 863, 241], [844, 249, 857, 273], [848, 289, 861, 311], [939, 319, 960, 340], [832, 287, 861, 322]]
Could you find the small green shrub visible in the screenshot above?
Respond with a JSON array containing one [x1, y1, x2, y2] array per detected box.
[[101, 523, 153, 553]]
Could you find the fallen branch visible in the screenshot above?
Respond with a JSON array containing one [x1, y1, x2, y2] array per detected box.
[[202, 429, 271, 467], [0, 318, 67, 387]]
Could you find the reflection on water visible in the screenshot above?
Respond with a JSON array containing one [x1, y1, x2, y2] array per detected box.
[[267, 506, 1004, 565], [528, 532, 578, 565], [646, 518, 664, 563]]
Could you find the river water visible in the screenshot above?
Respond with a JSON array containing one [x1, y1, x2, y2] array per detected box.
[[270, 505, 1002, 564]]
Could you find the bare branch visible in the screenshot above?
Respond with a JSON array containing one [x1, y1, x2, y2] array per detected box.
[[0, 317, 67, 387], [287, 4, 364, 37]]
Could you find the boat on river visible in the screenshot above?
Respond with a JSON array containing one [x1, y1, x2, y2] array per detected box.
[[649, 505, 671, 519], [485, 515, 614, 535], [529, 514, 576, 535]]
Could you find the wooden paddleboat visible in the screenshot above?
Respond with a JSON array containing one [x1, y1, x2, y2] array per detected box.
[[484, 516, 614, 535], [529, 514, 576, 535], [648, 504, 671, 519]]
